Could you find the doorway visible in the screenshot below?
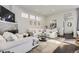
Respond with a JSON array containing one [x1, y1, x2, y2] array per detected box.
[[63, 20, 73, 39]]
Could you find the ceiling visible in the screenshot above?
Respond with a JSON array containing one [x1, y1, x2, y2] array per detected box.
[[17, 5, 79, 16]]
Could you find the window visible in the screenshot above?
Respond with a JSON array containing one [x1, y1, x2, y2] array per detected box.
[[21, 12, 28, 18], [36, 16, 42, 21], [30, 15, 35, 20]]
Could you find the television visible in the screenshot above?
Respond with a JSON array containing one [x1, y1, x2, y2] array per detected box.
[[0, 5, 15, 22]]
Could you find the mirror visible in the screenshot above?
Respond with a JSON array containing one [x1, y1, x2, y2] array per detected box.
[[67, 22, 72, 27]]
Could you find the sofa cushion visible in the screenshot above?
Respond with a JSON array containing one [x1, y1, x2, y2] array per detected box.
[[3, 32, 17, 41], [0, 35, 6, 42], [15, 34, 23, 40], [0, 35, 6, 47], [16, 33, 29, 40]]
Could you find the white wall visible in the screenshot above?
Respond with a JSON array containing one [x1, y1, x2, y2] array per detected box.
[[0, 21, 17, 34], [0, 5, 18, 34], [45, 9, 77, 37], [2, 5, 77, 37], [2, 5, 45, 33], [12, 6, 45, 33]]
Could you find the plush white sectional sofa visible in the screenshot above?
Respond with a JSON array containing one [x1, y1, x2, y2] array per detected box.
[[0, 32, 39, 53], [45, 28, 58, 39]]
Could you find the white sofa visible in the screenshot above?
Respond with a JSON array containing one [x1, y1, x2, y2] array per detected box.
[[0, 32, 39, 53], [46, 28, 58, 39], [33, 28, 58, 39]]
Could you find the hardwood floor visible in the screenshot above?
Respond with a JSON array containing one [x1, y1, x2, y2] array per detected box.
[[29, 37, 79, 53], [53, 44, 79, 53]]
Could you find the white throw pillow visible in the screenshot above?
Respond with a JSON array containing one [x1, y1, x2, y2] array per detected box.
[[16, 33, 29, 40], [15, 34, 23, 40], [11, 33, 18, 41], [3, 32, 17, 41]]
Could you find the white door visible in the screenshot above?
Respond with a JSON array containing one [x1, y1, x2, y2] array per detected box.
[[64, 20, 73, 34]]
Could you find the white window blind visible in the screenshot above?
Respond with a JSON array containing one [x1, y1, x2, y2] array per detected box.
[[21, 12, 28, 18], [36, 16, 42, 21], [30, 15, 35, 20]]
